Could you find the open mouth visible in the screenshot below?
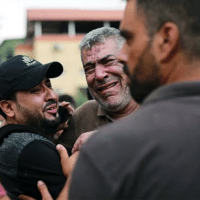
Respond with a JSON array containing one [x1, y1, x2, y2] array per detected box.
[[97, 82, 117, 92], [45, 104, 58, 114]]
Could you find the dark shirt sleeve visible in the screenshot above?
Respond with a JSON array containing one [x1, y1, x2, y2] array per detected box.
[[17, 140, 66, 199], [69, 150, 111, 200]]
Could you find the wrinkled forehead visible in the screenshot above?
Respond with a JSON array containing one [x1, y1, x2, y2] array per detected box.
[[81, 40, 120, 63]]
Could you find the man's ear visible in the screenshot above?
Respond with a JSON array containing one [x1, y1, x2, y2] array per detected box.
[[153, 22, 180, 63], [0, 100, 15, 118]]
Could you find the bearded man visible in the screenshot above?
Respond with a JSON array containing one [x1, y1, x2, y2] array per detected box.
[[0, 55, 69, 200]]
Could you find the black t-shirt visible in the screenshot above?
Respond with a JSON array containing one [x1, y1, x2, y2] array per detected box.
[[0, 124, 66, 200]]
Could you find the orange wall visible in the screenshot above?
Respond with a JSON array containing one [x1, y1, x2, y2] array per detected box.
[[16, 35, 87, 96]]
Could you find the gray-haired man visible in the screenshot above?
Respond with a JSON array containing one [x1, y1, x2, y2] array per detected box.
[[57, 27, 138, 153]]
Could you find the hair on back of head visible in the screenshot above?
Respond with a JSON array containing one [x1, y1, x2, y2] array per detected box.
[[136, 0, 200, 60]]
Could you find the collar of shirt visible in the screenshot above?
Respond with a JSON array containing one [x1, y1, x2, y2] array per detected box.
[[143, 81, 200, 106], [97, 104, 115, 122]]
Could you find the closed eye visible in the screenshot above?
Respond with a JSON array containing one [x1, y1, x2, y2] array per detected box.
[[46, 83, 52, 89], [103, 59, 117, 66], [30, 86, 40, 93], [84, 64, 95, 74], [46, 79, 53, 89]]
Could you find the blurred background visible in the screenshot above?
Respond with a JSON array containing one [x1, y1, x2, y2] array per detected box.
[[0, 0, 125, 108], [0, 0, 126, 195]]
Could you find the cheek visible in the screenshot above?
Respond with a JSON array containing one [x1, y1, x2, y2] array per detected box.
[[28, 97, 44, 110], [109, 65, 124, 77], [128, 36, 150, 75], [86, 74, 95, 90], [128, 47, 145, 75], [128, 49, 137, 75]]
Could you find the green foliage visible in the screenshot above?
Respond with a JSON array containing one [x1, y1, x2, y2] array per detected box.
[[74, 87, 88, 108], [0, 39, 25, 64]]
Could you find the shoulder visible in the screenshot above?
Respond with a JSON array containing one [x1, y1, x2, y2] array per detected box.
[[0, 132, 53, 159], [19, 139, 60, 167], [80, 98, 200, 168], [7, 132, 52, 147], [0, 132, 55, 176], [75, 100, 99, 113], [71, 100, 99, 119]]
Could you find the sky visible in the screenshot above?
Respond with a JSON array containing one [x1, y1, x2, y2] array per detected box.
[[0, 0, 126, 44]]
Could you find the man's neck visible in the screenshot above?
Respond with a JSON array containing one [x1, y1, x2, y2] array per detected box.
[[162, 56, 200, 84], [109, 99, 139, 120]]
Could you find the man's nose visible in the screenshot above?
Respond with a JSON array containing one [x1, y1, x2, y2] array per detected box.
[[45, 87, 58, 101], [94, 64, 108, 81]]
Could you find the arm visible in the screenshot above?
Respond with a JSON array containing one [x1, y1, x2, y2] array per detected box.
[[19, 142, 109, 200], [71, 130, 97, 154], [19, 144, 79, 200], [19, 178, 71, 200], [17, 140, 66, 199]]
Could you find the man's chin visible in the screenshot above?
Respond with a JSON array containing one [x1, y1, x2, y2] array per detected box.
[[98, 99, 125, 112], [130, 79, 159, 104], [46, 116, 58, 122], [40, 116, 61, 136]]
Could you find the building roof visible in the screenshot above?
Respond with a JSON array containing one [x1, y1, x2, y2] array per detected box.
[[34, 34, 85, 41], [27, 9, 123, 21]]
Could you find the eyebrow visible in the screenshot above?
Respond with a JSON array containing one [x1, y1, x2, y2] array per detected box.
[[83, 54, 116, 68], [98, 54, 116, 64], [83, 62, 95, 69]]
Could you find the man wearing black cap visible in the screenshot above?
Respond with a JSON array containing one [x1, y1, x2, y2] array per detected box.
[[0, 55, 66, 200]]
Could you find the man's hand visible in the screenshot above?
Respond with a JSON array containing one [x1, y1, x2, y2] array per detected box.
[[59, 101, 74, 116], [18, 181, 52, 200], [56, 144, 79, 176], [19, 144, 79, 200], [72, 130, 96, 154], [19, 179, 70, 200], [54, 101, 74, 140]]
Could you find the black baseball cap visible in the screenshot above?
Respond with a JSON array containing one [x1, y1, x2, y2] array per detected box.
[[0, 55, 63, 100]]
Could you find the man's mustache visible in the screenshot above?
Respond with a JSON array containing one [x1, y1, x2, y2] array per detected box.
[[43, 100, 58, 111]]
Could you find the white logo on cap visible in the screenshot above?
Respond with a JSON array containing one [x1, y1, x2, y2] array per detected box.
[[22, 56, 37, 66]]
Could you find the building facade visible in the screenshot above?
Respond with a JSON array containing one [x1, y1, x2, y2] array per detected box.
[[15, 9, 123, 102]]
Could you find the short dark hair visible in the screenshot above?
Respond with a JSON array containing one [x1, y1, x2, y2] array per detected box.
[[0, 91, 17, 119], [136, 0, 200, 60]]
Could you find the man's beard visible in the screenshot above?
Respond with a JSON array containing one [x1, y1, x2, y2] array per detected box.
[[94, 87, 132, 113], [90, 84, 132, 113], [16, 104, 61, 136], [125, 42, 162, 104]]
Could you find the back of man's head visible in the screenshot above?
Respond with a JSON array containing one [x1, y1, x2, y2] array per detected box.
[[136, 0, 200, 60]]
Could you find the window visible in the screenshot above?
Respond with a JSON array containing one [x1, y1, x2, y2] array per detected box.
[[110, 21, 120, 29], [75, 21, 104, 34], [42, 21, 68, 34]]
